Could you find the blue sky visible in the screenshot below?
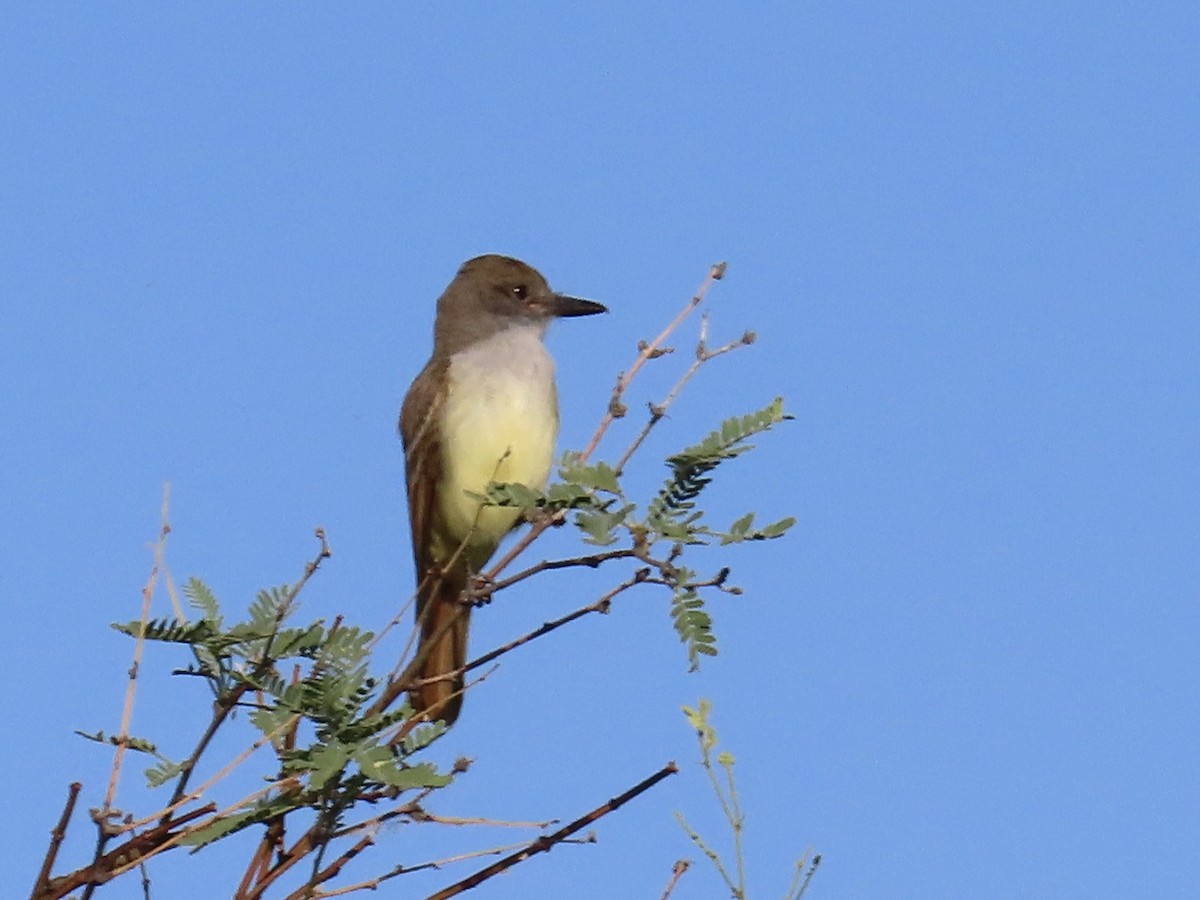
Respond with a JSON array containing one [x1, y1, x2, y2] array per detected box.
[[4, 3, 1198, 898]]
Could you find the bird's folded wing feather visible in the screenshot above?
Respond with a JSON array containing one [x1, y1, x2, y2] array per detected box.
[[399, 359, 447, 604]]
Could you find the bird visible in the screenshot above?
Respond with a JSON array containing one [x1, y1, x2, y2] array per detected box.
[[399, 255, 607, 725]]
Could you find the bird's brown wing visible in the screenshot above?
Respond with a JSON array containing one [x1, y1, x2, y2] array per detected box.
[[399, 359, 469, 725], [399, 359, 445, 584]]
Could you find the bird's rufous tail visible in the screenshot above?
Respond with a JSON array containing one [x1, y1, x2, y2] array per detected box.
[[411, 572, 470, 726]]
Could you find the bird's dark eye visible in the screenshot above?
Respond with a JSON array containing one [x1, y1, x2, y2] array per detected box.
[[512, 285, 528, 300]]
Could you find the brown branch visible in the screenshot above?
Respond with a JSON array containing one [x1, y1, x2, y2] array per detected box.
[[236, 830, 278, 900], [406, 811, 556, 829], [40, 802, 217, 899], [660, 859, 692, 900], [478, 547, 640, 597], [460, 569, 649, 677], [129, 727, 301, 835], [477, 512, 561, 586], [105, 484, 173, 812], [240, 808, 325, 900], [376, 543, 648, 720], [75, 489, 173, 900], [31, 782, 81, 898], [283, 832, 376, 900], [296, 840, 538, 898], [160, 684, 251, 820], [578, 261, 727, 463], [392, 567, 651, 727], [427, 760, 678, 899], [615, 318, 756, 476], [98, 802, 218, 881]]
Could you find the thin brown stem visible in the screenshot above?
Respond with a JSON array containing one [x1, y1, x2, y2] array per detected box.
[[284, 833, 375, 900], [427, 760, 679, 899], [105, 484, 172, 812], [296, 840, 538, 898], [660, 859, 692, 900], [402, 568, 651, 708], [578, 261, 727, 463], [481, 547, 640, 596], [43, 802, 217, 898], [31, 781, 81, 898], [469, 569, 649, 672], [615, 319, 756, 476]]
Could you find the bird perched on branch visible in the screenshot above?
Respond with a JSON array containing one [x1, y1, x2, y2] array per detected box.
[[400, 255, 606, 725]]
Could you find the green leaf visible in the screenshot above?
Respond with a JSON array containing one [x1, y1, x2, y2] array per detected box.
[[248, 585, 295, 629], [762, 515, 797, 537], [577, 502, 637, 546], [477, 481, 545, 509], [671, 590, 719, 671], [178, 809, 261, 848], [728, 512, 754, 537], [249, 704, 299, 742], [544, 481, 607, 509], [399, 718, 446, 755], [111, 618, 218, 644], [558, 454, 623, 494], [319, 625, 375, 669], [682, 699, 717, 753], [183, 577, 221, 625], [354, 745, 453, 789], [717, 513, 797, 545], [645, 398, 790, 544], [146, 759, 187, 788], [271, 623, 327, 658], [307, 740, 353, 790]]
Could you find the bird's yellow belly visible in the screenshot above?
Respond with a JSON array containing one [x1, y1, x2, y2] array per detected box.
[[436, 346, 558, 561]]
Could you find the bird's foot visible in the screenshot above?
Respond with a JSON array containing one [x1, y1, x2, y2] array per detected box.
[[464, 572, 496, 607]]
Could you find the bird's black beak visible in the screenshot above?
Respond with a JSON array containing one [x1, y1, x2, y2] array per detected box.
[[550, 294, 608, 318]]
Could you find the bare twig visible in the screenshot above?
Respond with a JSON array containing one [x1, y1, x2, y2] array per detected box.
[[615, 318, 756, 475], [96, 803, 219, 882], [285, 832, 375, 900], [329, 801, 553, 842], [787, 853, 822, 900], [480, 547, 641, 596], [379, 547, 644, 720], [105, 484, 172, 812], [579, 261, 727, 463], [40, 802, 217, 899], [675, 811, 739, 897], [31, 782, 81, 897], [466, 569, 649, 673], [660, 859, 692, 900], [427, 761, 679, 899], [131, 717, 303, 834], [400, 567, 651, 710], [410, 811, 557, 829], [293, 839, 542, 898]]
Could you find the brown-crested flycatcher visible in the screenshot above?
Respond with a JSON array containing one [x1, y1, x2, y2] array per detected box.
[[400, 255, 606, 725]]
